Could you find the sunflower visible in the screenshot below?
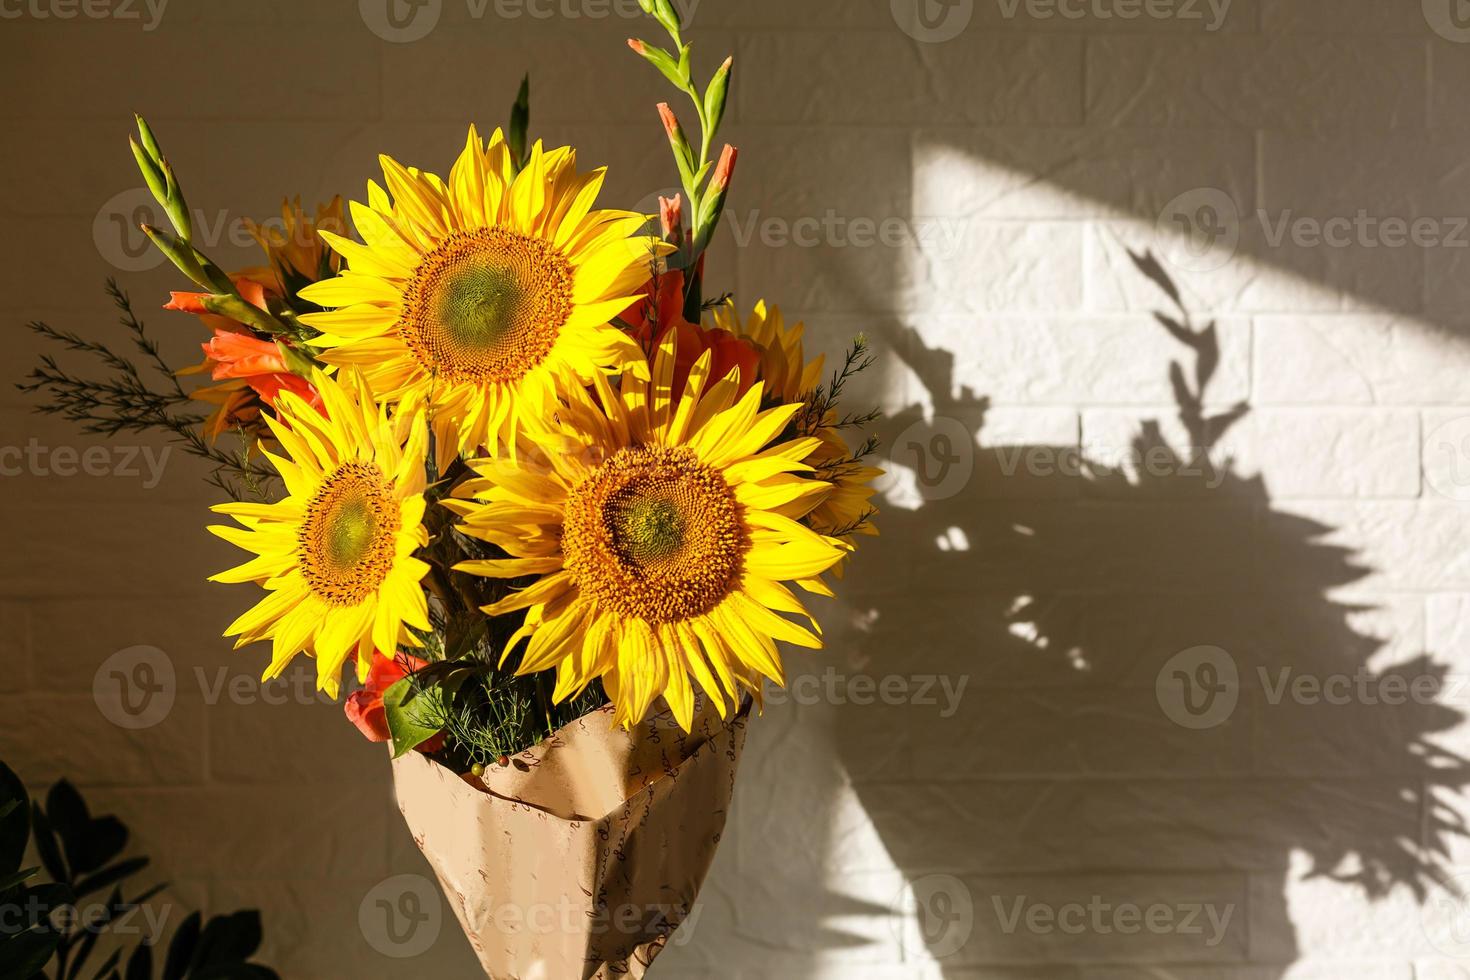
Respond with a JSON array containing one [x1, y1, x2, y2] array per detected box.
[[296, 127, 667, 469], [207, 369, 431, 697], [445, 333, 846, 731], [710, 298, 823, 405], [246, 195, 348, 291], [711, 299, 880, 541]]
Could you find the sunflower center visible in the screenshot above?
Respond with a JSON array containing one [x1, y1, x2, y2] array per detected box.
[[298, 461, 401, 606], [612, 497, 685, 561], [563, 446, 745, 625], [399, 228, 573, 385]]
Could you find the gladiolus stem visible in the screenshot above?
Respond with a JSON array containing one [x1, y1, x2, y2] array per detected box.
[[629, 9, 736, 323], [132, 117, 293, 337]]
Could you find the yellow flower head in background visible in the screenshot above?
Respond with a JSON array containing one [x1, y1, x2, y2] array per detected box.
[[711, 298, 824, 406], [208, 369, 431, 697], [247, 195, 349, 289], [447, 333, 847, 731], [712, 299, 880, 542], [298, 127, 667, 469]]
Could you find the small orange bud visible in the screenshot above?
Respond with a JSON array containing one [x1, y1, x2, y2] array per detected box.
[[659, 194, 684, 241], [656, 102, 680, 139], [712, 144, 738, 191], [627, 38, 645, 54]]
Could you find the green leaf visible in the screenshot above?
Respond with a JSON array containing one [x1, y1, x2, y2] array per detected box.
[[0, 867, 38, 892], [508, 73, 530, 171], [0, 761, 30, 877], [383, 676, 446, 759], [0, 929, 60, 980], [0, 880, 72, 979], [675, 43, 693, 91], [690, 161, 712, 192], [443, 617, 489, 662]]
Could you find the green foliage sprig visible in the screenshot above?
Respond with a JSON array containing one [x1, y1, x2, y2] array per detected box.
[[17, 281, 277, 501], [795, 335, 881, 437]]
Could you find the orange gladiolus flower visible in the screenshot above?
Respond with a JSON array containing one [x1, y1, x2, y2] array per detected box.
[[201, 330, 289, 380], [195, 328, 323, 413], [626, 270, 759, 400]]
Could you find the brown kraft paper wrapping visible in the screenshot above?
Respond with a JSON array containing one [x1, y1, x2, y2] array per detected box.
[[391, 699, 750, 979]]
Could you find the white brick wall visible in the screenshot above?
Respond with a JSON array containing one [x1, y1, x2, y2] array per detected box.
[[5, 1, 1470, 977]]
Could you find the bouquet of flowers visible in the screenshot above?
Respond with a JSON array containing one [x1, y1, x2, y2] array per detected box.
[[23, 3, 880, 975]]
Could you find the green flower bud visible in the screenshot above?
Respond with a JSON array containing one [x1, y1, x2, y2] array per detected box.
[[704, 56, 733, 138], [628, 38, 687, 92], [140, 224, 208, 288], [134, 114, 163, 166], [129, 137, 168, 208]]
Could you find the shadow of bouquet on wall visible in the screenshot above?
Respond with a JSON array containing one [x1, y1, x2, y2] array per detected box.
[[729, 250, 1470, 974]]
